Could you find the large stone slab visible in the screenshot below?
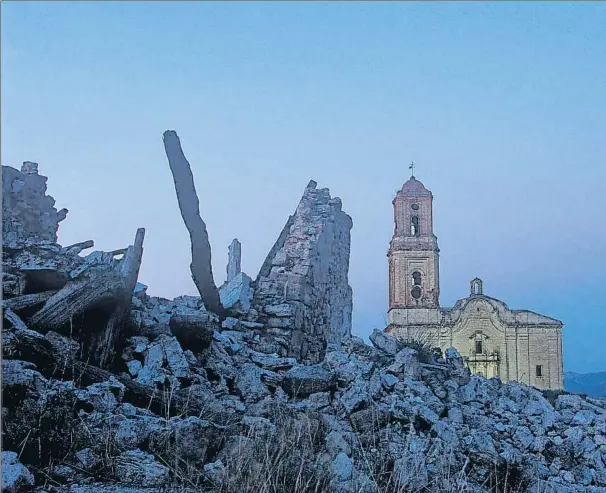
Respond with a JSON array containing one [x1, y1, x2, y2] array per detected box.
[[253, 180, 353, 363]]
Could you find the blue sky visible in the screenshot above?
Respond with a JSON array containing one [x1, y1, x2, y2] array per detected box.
[[2, 2, 605, 373]]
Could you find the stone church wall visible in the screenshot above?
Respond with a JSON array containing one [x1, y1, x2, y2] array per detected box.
[[387, 296, 564, 390]]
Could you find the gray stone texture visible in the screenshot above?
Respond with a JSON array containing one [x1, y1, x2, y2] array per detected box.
[[219, 272, 253, 314], [2, 163, 68, 249], [226, 238, 241, 282], [253, 180, 353, 363]]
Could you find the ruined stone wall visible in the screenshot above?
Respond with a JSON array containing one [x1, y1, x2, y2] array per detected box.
[[253, 180, 353, 363], [2, 163, 68, 248]]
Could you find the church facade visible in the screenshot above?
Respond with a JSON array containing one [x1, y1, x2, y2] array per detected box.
[[385, 176, 564, 390]]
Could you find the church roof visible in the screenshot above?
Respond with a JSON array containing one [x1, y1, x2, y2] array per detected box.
[[400, 177, 432, 195], [444, 294, 564, 327]]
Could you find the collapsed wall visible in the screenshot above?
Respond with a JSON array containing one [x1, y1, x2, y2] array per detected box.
[[2, 162, 68, 249], [253, 180, 353, 363], [3, 156, 606, 493], [2, 162, 145, 369]]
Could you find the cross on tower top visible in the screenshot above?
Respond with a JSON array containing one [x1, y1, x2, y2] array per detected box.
[[409, 161, 415, 179]]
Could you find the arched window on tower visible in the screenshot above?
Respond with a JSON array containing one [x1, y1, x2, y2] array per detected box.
[[411, 216, 420, 236], [412, 271, 422, 286]]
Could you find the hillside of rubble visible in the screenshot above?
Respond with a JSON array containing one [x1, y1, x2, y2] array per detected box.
[[2, 133, 606, 493]]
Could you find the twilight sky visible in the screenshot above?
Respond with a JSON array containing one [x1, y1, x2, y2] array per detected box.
[[2, 2, 605, 373]]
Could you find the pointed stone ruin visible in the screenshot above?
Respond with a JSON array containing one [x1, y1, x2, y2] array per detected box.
[[226, 238, 241, 282], [2, 161, 68, 249], [219, 238, 253, 315], [253, 180, 353, 363]]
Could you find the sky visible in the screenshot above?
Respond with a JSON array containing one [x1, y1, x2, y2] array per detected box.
[[2, 2, 605, 373]]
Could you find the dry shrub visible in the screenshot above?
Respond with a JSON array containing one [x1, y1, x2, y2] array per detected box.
[[397, 331, 442, 365]]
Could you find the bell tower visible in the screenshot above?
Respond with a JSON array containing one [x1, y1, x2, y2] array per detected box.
[[388, 173, 440, 311]]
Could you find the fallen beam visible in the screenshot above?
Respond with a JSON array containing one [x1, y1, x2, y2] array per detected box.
[[27, 228, 146, 369], [2, 290, 58, 312], [90, 228, 145, 369], [60, 240, 94, 256]]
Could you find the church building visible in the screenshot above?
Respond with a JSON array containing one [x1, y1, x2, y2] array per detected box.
[[385, 174, 564, 390]]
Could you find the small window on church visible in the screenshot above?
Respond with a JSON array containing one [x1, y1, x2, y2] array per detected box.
[[536, 365, 543, 378], [411, 216, 420, 236], [412, 271, 422, 286], [475, 340, 483, 354]]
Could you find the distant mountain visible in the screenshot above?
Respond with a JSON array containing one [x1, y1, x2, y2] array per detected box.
[[565, 371, 606, 398]]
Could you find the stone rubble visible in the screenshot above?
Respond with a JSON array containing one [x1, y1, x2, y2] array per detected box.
[[3, 158, 606, 493]]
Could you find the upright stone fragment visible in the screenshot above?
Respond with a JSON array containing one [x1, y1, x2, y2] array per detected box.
[[2, 163, 68, 249], [227, 238, 241, 282], [253, 180, 353, 363], [162, 130, 224, 315]]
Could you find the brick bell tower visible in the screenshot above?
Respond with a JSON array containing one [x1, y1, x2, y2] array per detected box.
[[388, 170, 440, 312]]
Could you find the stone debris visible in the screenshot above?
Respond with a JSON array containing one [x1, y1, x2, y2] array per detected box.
[[2, 164, 145, 369], [3, 150, 606, 493]]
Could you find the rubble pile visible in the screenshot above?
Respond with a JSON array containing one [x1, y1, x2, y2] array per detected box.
[[2, 137, 606, 493]]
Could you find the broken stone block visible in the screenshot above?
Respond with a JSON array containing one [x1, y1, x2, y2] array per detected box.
[[387, 348, 421, 380], [74, 448, 102, 470], [204, 459, 226, 485], [136, 342, 166, 387], [114, 449, 169, 486], [2, 451, 35, 492], [133, 282, 148, 297], [369, 329, 401, 355], [219, 272, 253, 314], [281, 365, 337, 398], [249, 350, 297, 371], [172, 416, 218, 465], [135, 335, 190, 388], [235, 363, 270, 403], [169, 313, 214, 353]]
